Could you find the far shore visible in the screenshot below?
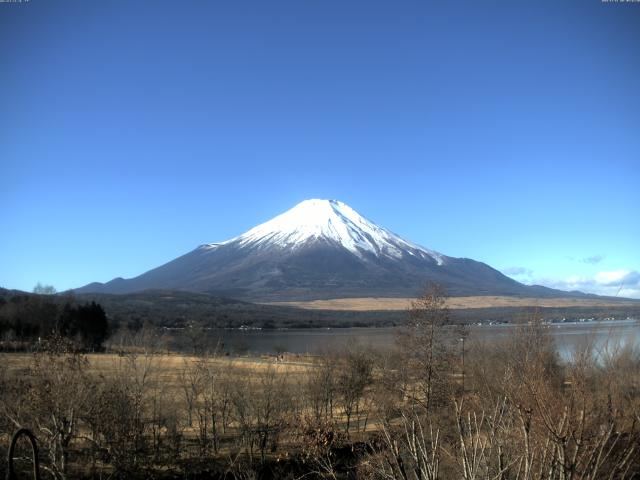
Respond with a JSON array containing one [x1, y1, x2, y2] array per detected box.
[[265, 295, 640, 311]]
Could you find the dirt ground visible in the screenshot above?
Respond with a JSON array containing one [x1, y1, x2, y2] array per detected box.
[[266, 295, 640, 311]]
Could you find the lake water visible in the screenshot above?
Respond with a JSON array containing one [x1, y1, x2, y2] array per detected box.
[[214, 319, 640, 361]]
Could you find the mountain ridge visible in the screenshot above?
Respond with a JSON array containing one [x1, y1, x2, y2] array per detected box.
[[75, 199, 594, 301]]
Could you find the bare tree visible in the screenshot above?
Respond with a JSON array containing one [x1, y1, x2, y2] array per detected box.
[[179, 358, 203, 428], [306, 353, 338, 425], [231, 365, 293, 464], [33, 282, 57, 295], [399, 282, 454, 412], [337, 346, 373, 436], [16, 336, 94, 479]]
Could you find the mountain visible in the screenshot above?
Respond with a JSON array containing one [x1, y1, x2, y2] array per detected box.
[[75, 199, 583, 300]]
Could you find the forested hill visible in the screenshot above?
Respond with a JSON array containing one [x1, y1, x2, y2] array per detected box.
[[2, 288, 639, 335], [0, 288, 402, 331], [72, 290, 402, 328]]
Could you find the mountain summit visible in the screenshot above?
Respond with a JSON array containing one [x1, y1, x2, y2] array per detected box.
[[76, 199, 569, 300], [204, 199, 445, 264]]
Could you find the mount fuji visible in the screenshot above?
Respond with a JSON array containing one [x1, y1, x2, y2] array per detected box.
[[76, 199, 573, 300]]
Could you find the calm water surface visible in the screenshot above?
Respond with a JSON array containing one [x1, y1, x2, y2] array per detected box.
[[215, 319, 640, 360]]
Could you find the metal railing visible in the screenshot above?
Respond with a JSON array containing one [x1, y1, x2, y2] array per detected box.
[[6, 429, 40, 480]]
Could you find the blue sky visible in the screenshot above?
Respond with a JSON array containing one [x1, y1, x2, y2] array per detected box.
[[1, 0, 639, 297]]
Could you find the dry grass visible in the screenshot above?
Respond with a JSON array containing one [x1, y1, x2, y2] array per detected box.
[[265, 295, 639, 311], [1, 352, 315, 382]]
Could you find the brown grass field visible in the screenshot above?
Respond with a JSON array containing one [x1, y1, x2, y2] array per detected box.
[[0, 351, 372, 443], [1, 351, 315, 378], [266, 295, 640, 311], [2, 329, 639, 479]]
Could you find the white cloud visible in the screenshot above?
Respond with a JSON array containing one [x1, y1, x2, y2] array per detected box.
[[594, 269, 638, 285], [503, 266, 533, 277], [530, 269, 640, 299]]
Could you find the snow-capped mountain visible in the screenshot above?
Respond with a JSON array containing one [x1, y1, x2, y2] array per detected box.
[[203, 199, 445, 264], [76, 199, 567, 300]]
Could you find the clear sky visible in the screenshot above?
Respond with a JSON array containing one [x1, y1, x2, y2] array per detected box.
[[1, 0, 639, 298]]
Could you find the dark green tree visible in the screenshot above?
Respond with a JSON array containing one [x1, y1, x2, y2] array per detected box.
[[58, 302, 109, 351]]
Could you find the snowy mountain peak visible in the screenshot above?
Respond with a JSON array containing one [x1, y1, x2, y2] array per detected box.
[[203, 199, 445, 264], [77, 200, 572, 300]]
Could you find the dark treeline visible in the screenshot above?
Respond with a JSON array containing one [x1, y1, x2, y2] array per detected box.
[[1, 285, 638, 479], [74, 290, 404, 329], [71, 290, 640, 329], [2, 288, 638, 338], [0, 293, 109, 351]]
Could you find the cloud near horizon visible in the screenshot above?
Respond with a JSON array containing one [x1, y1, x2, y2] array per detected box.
[[532, 269, 640, 299], [502, 266, 533, 277]]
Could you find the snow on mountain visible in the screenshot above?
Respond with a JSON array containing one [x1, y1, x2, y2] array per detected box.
[[202, 199, 445, 264], [76, 198, 574, 300]]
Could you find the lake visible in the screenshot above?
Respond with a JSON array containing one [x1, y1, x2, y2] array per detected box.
[[213, 319, 640, 361]]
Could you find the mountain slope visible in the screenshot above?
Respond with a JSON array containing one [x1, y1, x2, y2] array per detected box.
[[75, 199, 581, 300]]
